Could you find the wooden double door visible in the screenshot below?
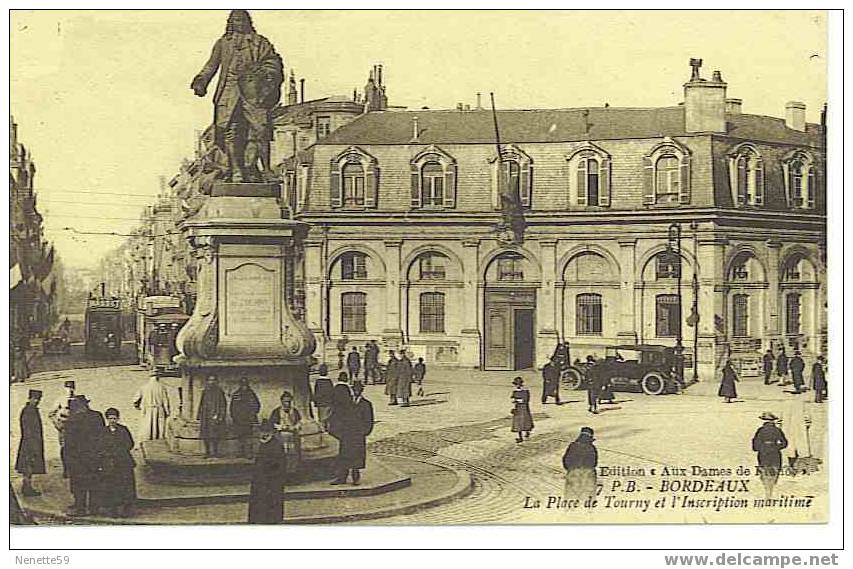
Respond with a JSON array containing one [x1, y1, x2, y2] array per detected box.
[[484, 289, 536, 371]]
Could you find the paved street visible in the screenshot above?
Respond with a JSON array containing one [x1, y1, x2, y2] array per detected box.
[[10, 363, 828, 524]]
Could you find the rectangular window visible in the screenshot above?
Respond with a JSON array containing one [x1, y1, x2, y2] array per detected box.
[[732, 294, 749, 338], [341, 254, 367, 280], [419, 255, 447, 280], [419, 292, 445, 333], [316, 116, 332, 140], [423, 176, 444, 207], [576, 293, 603, 336], [785, 293, 801, 335], [341, 292, 366, 333], [656, 253, 681, 279], [656, 294, 681, 338], [497, 257, 524, 281]]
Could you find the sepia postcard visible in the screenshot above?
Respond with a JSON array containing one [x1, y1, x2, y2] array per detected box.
[[8, 8, 835, 542]]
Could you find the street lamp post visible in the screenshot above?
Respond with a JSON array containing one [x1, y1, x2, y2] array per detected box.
[[667, 224, 684, 384], [690, 221, 700, 383]]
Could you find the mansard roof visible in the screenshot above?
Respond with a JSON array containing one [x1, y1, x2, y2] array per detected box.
[[319, 107, 823, 147]]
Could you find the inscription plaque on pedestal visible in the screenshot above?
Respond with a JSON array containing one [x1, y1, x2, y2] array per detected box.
[[224, 262, 277, 337]]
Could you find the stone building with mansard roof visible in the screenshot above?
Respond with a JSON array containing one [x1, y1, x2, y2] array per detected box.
[[286, 62, 827, 379]]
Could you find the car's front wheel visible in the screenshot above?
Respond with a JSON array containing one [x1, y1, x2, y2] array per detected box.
[[641, 372, 666, 395]]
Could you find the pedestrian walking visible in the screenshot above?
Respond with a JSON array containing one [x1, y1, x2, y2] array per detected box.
[[312, 363, 334, 429], [97, 408, 136, 517], [413, 357, 427, 397], [364, 340, 380, 384], [247, 420, 286, 524], [789, 351, 806, 393], [510, 377, 534, 442], [230, 377, 261, 458], [752, 412, 788, 500], [197, 375, 227, 458], [541, 358, 561, 405], [762, 348, 775, 385], [346, 346, 361, 384], [776, 348, 790, 385], [586, 364, 602, 414], [562, 426, 598, 503], [15, 389, 45, 497], [269, 391, 302, 477], [331, 382, 374, 485], [812, 355, 827, 403], [385, 350, 400, 405], [12, 337, 30, 382], [718, 359, 739, 403], [328, 372, 355, 484], [133, 373, 171, 444], [396, 351, 414, 407], [64, 395, 105, 516], [48, 380, 75, 477]]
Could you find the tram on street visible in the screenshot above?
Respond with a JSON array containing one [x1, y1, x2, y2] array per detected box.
[[137, 295, 189, 376], [84, 296, 123, 359]]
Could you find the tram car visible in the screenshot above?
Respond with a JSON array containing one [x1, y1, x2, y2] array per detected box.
[[84, 297, 123, 358], [137, 295, 189, 376]]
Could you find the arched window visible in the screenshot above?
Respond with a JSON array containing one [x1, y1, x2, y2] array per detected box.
[[567, 144, 610, 207], [656, 294, 681, 338], [341, 292, 367, 333], [783, 151, 816, 210], [493, 145, 533, 209], [420, 162, 445, 207], [340, 252, 368, 280], [497, 253, 525, 281], [655, 156, 680, 199], [785, 293, 801, 335], [576, 293, 603, 336], [419, 292, 445, 333], [732, 294, 749, 338], [342, 163, 365, 207], [728, 145, 765, 207]]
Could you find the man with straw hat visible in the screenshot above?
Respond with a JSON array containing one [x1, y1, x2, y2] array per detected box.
[[751, 411, 788, 500]]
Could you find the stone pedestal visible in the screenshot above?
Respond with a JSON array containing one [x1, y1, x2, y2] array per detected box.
[[171, 182, 335, 466]]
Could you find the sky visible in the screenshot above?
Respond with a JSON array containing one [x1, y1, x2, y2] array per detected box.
[[10, 10, 827, 270]]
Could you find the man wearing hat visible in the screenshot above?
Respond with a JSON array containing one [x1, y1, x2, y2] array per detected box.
[[789, 351, 806, 393], [751, 412, 788, 500], [197, 375, 227, 458], [98, 408, 136, 517], [812, 355, 827, 403], [562, 427, 598, 503], [248, 420, 286, 524], [48, 380, 76, 477], [15, 389, 45, 497], [64, 395, 105, 515]]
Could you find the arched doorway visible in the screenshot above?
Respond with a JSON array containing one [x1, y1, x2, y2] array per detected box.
[[482, 250, 540, 370]]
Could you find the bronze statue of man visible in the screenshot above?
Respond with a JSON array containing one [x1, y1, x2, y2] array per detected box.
[[191, 10, 284, 183]]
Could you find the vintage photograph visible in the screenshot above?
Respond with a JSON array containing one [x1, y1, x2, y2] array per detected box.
[[9, 9, 830, 531]]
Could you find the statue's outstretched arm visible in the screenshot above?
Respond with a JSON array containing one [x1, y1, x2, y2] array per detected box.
[[191, 38, 222, 96]]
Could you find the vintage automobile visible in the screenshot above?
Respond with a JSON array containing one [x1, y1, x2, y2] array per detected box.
[[42, 334, 71, 355], [561, 344, 684, 396]]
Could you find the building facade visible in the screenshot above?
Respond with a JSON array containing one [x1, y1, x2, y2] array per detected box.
[[290, 64, 826, 379]]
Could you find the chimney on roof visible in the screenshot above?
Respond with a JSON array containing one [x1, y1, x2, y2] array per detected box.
[[377, 64, 383, 86], [410, 116, 420, 143], [725, 98, 742, 114], [464, 104, 471, 111], [683, 58, 727, 133], [456, 103, 463, 111], [287, 71, 298, 106], [785, 101, 806, 132], [300, 79, 305, 104], [476, 93, 482, 110]]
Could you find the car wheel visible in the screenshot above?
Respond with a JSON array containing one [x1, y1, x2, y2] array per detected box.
[[561, 368, 583, 390], [641, 372, 665, 395]]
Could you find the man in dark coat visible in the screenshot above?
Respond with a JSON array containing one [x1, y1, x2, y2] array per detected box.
[[48, 380, 75, 478], [413, 357, 427, 397], [384, 350, 400, 405], [64, 395, 105, 516], [15, 390, 45, 497], [776, 348, 790, 385], [346, 347, 361, 384], [197, 376, 227, 458], [311, 363, 334, 430], [334, 382, 374, 485], [98, 408, 136, 517], [230, 377, 261, 458], [247, 420, 286, 524], [718, 359, 739, 403], [812, 355, 827, 403], [789, 351, 806, 393], [762, 349, 775, 385], [541, 358, 561, 405], [364, 340, 380, 384], [396, 351, 415, 407], [563, 426, 598, 503], [752, 412, 788, 499], [586, 364, 602, 414], [329, 374, 356, 485]]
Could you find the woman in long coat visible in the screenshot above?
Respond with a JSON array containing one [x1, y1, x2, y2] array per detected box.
[[396, 352, 414, 407], [197, 376, 227, 457], [98, 408, 136, 516], [751, 412, 788, 499], [563, 426, 598, 502], [718, 360, 739, 403], [510, 377, 534, 442], [247, 420, 286, 524]]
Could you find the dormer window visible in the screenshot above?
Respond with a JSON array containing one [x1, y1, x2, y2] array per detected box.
[[782, 150, 817, 210], [330, 146, 379, 209], [643, 139, 691, 206], [728, 144, 765, 207], [566, 143, 610, 207], [411, 146, 457, 209]]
